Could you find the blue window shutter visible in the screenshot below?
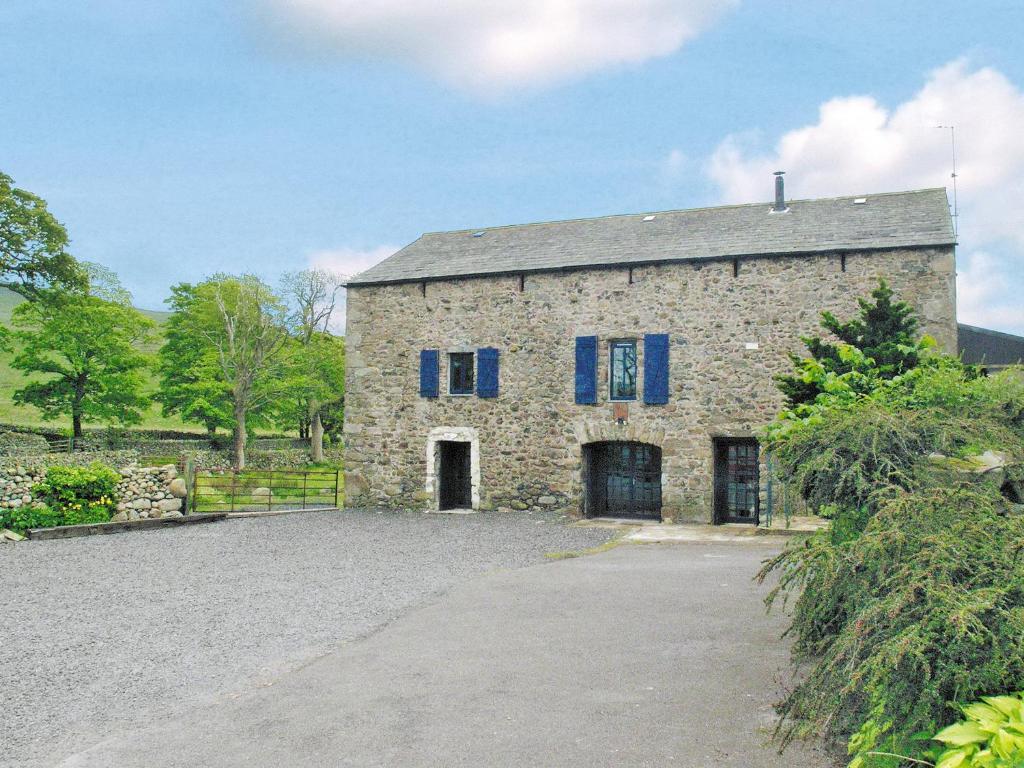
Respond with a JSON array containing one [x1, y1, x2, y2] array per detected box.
[[419, 349, 439, 398], [643, 334, 670, 405], [575, 336, 598, 404], [477, 347, 499, 398]]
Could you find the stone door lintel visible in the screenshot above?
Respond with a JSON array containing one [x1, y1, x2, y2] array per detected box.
[[425, 426, 481, 510]]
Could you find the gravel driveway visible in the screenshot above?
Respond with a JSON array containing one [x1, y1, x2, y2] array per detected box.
[[0, 509, 616, 768]]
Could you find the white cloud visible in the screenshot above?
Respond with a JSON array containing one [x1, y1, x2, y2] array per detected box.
[[258, 0, 736, 92], [307, 244, 398, 280], [956, 251, 1024, 331], [701, 59, 1024, 335]]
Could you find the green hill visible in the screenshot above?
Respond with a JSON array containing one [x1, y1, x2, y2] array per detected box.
[[0, 286, 172, 328], [0, 288, 202, 433]]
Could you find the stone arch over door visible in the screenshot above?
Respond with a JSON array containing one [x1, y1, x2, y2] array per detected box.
[[425, 426, 480, 511], [572, 421, 666, 448]]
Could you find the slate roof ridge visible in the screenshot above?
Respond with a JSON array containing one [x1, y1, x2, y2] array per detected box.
[[348, 187, 954, 286], [418, 187, 951, 236]]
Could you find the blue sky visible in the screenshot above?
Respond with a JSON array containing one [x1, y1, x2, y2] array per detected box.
[[2, 1, 1023, 333]]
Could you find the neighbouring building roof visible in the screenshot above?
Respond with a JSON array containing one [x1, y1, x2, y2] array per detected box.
[[347, 188, 955, 286], [958, 323, 1024, 369]]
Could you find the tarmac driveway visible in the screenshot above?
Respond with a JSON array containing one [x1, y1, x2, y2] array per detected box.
[[2, 509, 616, 768], [54, 540, 835, 768]]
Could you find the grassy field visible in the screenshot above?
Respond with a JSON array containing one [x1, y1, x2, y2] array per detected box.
[[0, 287, 203, 433]]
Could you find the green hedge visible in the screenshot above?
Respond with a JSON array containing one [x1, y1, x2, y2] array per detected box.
[[761, 362, 1024, 767], [762, 485, 1024, 767]]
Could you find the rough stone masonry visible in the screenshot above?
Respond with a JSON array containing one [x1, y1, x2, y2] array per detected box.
[[343, 188, 958, 523], [0, 461, 188, 521], [112, 464, 188, 521]]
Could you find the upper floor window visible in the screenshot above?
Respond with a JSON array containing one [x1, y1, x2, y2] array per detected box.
[[449, 352, 475, 395], [609, 340, 637, 401]]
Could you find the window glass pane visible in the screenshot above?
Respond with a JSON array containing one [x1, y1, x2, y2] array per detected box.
[[449, 353, 474, 394], [610, 341, 637, 400]]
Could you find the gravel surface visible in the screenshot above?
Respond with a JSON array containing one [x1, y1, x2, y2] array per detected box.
[[0, 509, 616, 768]]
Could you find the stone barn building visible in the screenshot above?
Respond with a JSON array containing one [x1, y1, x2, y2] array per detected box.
[[343, 181, 957, 524]]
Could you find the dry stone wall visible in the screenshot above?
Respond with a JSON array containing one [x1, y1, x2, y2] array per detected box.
[[0, 458, 187, 520], [344, 246, 957, 522], [0, 431, 51, 456], [0, 446, 338, 522], [0, 467, 42, 510], [112, 465, 188, 521]]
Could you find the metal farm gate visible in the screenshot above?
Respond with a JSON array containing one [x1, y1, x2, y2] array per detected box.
[[190, 469, 340, 514]]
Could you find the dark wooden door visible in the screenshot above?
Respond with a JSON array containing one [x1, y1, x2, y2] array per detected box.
[[587, 442, 661, 520], [714, 439, 759, 524], [439, 441, 471, 510]]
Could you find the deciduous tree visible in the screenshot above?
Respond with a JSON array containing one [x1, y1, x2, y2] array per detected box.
[[155, 283, 233, 438], [278, 332, 345, 462], [0, 171, 85, 298], [159, 275, 290, 469], [10, 265, 153, 437], [280, 268, 345, 461]]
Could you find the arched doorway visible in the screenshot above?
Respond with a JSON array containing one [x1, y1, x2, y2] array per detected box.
[[583, 441, 662, 520]]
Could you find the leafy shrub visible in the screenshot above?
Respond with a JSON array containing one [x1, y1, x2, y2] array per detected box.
[[761, 352, 1024, 767], [32, 462, 119, 518], [775, 279, 925, 408], [1, 462, 121, 532], [60, 500, 116, 526], [1, 499, 113, 532], [767, 360, 1024, 523], [0, 505, 63, 532], [761, 483, 1024, 767], [926, 694, 1024, 768]]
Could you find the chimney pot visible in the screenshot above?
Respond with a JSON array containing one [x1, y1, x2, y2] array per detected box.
[[773, 171, 786, 212]]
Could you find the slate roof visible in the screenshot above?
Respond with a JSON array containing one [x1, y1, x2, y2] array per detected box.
[[958, 324, 1024, 368], [347, 188, 955, 286]]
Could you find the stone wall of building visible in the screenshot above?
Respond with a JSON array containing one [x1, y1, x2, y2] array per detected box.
[[343, 247, 957, 522]]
